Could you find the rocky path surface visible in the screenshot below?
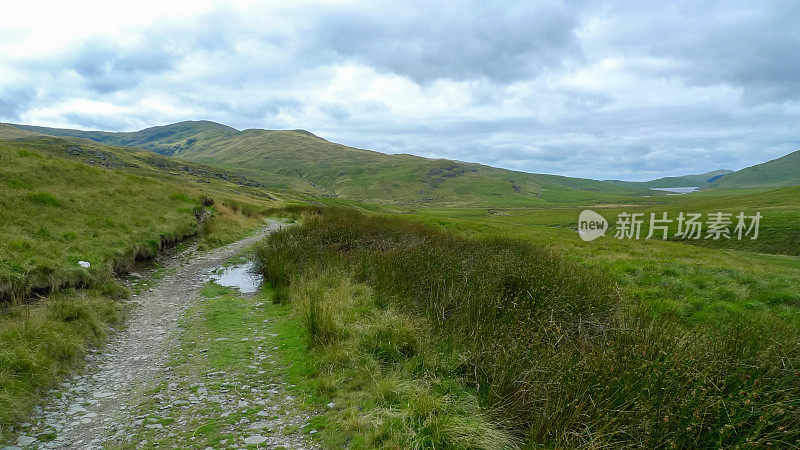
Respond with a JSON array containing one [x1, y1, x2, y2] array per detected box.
[[14, 220, 313, 449]]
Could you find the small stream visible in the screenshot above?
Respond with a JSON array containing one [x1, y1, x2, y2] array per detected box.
[[210, 261, 262, 293]]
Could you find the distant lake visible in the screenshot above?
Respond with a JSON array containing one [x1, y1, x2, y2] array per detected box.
[[650, 186, 699, 195]]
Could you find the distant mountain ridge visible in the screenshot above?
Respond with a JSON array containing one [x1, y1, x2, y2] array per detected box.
[[605, 170, 734, 189], [13, 121, 239, 156], [5, 121, 656, 206], [6, 121, 800, 204]]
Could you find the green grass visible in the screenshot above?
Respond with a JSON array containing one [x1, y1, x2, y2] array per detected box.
[[255, 207, 800, 448], [0, 129, 284, 302], [0, 139, 201, 301], [197, 203, 268, 251], [269, 271, 518, 448], [410, 208, 800, 326], [181, 283, 259, 371], [0, 293, 121, 433], [412, 184, 800, 256], [119, 281, 315, 448]]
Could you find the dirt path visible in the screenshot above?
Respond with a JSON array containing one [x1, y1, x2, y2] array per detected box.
[[19, 220, 310, 449]]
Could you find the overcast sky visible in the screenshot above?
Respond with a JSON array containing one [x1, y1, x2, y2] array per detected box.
[[2, 1, 799, 180]]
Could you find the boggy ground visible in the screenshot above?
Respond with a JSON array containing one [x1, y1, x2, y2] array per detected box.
[[10, 220, 316, 449]]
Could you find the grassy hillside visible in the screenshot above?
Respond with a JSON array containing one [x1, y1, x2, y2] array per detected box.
[[10, 122, 800, 204], [6, 122, 658, 206], [13, 121, 238, 157], [606, 169, 733, 188], [0, 125, 282, 301], [710, 150, 800, 188], [0, 140, 197, 301]]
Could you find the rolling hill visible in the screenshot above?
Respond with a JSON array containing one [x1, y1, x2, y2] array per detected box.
[[10, 121, 799, 205], [709, 150, 800, 189], [13, 121, 239, 156], [606, 149, 800, 191], [605, 169, 733, 189], [0, 123, 283, 300], [7, 121, 659, 206]]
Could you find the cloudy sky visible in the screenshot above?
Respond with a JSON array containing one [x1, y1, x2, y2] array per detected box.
[[2, 0, 799, 180]]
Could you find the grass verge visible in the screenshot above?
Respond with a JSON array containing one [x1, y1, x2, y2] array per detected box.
[[0, 293, 121, 441], [273, 273, 517, 448], [255, 207, 800, 448]]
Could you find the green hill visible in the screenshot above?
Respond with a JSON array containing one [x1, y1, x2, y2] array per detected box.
[[0, 124, 281, 301], [606, 169, 733, 189], [13, 121, 238, 157], [6, 122, 657, 207], [709, 150, 800, 188]]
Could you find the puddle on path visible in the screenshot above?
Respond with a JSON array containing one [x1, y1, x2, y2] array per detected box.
[[210, 261, 262, 293]]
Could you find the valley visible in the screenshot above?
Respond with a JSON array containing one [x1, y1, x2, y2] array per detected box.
[[1, 121, 799, 448]]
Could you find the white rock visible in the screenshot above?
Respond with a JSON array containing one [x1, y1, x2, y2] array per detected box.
[[244, 435, 267, 445], [78, 261, 90, 268], [17, 435, 36, 446]]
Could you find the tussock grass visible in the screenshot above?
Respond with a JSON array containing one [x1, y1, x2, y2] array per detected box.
[[256, 207, 800, 447], [282, 272, 518, 448], [0, 293, 121, 430], [197, 204, 265, 250]]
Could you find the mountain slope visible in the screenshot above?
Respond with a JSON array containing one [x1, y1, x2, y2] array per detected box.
[[13, 121, 238, 157], [6, 122, 656, 206], [0, 124, 282, 300], [710, 150, 800, 188], [606, 170, 733, 188]]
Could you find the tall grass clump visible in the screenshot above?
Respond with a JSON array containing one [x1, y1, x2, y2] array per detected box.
[[0, 293, 120, 434], [255, 207, 800, 447], [282, 269, 519, 448]]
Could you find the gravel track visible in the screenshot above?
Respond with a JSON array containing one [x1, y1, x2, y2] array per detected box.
[[17, 221, 293, 449]]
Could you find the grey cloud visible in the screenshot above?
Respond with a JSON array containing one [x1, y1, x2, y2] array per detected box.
[[318, 103, 351, 120], [2, 0, 799, 181], [45, 38, 177, 94], [597, 1, 800, 104], [307, 0, 583, 83], [0, 86, 36, 121]]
